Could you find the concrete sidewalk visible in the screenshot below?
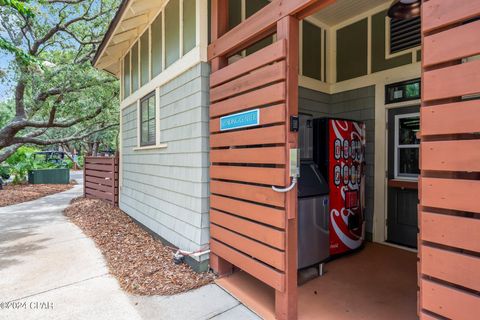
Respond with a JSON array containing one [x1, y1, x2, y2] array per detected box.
[[0, 173, 259, 320]]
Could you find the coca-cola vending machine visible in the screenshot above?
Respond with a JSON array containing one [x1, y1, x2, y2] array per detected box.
[[313, 118, 366, 256]]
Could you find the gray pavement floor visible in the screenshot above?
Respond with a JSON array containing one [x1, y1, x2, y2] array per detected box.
[[0, 172, 260, 320]]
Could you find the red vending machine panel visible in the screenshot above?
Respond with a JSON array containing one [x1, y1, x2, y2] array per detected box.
[[328, 119, 366, 255]]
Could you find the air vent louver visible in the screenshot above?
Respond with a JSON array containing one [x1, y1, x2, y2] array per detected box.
[[390, 16, 421, 54]]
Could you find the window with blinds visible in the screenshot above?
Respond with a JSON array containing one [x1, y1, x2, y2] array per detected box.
[[140, 92, 156, 146], [389, 16, 421, 54]]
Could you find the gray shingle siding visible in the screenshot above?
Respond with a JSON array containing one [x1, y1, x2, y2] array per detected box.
[[120, 63, 210, 261]]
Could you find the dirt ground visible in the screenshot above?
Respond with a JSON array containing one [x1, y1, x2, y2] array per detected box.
[[64, 197, 215, 296], [0, 182, 75, 207]]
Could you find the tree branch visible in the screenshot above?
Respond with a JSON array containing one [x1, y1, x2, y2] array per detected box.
[[25, 105, 103, 128], [11, 123, 119, 145], [0, 144, 22, 163]]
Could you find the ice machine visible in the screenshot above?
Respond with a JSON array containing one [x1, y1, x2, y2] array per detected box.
[[297, 115, 330, 269]]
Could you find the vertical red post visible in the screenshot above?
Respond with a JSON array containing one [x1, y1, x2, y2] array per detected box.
[[276, 15, 299, 320], [209, 0, 233, 277], [210, 0, 229, 72]]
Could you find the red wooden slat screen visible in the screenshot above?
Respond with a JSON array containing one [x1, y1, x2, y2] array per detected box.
[[209, 40, 289, 290], [208, 1, 336, 319], [420, 0, 480, 319], [83, 156, 118, 206]]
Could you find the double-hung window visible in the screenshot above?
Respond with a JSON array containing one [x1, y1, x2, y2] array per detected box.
[[140, 92, 156, 146], [394, 113, 420, 179]]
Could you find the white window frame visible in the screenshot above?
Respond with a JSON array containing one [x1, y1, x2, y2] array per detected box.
[[134, 88, 166, 151], [394, 112, 420, 180]]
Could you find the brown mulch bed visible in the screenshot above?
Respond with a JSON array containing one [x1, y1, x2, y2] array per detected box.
[[64, 197, 215, 296], [0, 182, 75, 207]]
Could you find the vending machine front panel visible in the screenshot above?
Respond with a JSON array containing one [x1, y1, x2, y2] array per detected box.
[[328, 119, 366, 255]]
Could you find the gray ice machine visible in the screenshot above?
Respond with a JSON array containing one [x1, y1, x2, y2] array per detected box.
[[297, 115, 330, 269]]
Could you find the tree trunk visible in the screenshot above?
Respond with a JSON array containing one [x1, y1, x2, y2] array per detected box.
[[92, 141, 98, 157], [0, 144, 22, 164]]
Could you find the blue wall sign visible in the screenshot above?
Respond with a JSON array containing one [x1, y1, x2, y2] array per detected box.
[[220, 109, 260, 131]]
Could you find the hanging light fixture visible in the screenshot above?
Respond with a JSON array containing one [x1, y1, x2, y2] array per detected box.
[[387, 0, 421, 20]]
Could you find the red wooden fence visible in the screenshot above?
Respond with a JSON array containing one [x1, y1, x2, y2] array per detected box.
[[83, 156, 119, 206], [420, 1, 480, 319]]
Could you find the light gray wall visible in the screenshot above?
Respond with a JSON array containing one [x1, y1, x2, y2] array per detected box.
[[120, 63, 210, 264], [299, 87, 330, 118], [299, 86, 375, 239]]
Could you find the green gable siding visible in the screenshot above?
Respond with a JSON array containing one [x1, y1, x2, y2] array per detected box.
[[140, 31, 149, 86], [302, 21, 322, 81], [183, 0, 196, 55], [123, 52, 131, 98], [131, 42, 139, 92], [371, 10, 412, 73], [337, 19, 368, 82], [228, 0, 241, 30], [151, 15, 162, 78], [165, 0, 180, 67], [245, 0, 272, 55]]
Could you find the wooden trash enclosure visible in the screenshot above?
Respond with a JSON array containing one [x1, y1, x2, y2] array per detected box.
[[83, 156, 119, 206], [420, 0, 480, 319]]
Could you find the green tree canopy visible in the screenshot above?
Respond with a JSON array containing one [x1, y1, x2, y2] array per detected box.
[[0, 0, 121, 163]]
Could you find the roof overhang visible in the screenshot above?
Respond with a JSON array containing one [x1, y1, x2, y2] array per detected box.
[[93, 0, 165, 76]]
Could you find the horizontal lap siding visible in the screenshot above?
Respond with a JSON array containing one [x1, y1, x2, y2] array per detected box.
[[119, 63, 210, 255], [209, 41, 288, 290], [420, 3, 480, 318]]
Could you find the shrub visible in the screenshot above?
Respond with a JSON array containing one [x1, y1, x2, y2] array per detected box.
[[0, 166, 10, 180], [4, 147, 56, 184]]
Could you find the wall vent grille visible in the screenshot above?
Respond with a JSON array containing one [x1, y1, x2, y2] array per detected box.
[[390, 17, 421, 54]]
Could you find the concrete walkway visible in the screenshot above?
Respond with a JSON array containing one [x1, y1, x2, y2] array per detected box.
[[0, 173, 259, 320]]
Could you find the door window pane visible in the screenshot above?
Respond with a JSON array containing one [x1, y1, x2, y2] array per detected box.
[[398, 148, 419, 175], [395, 113, 420, 178], [398, 116, 420, 145]]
